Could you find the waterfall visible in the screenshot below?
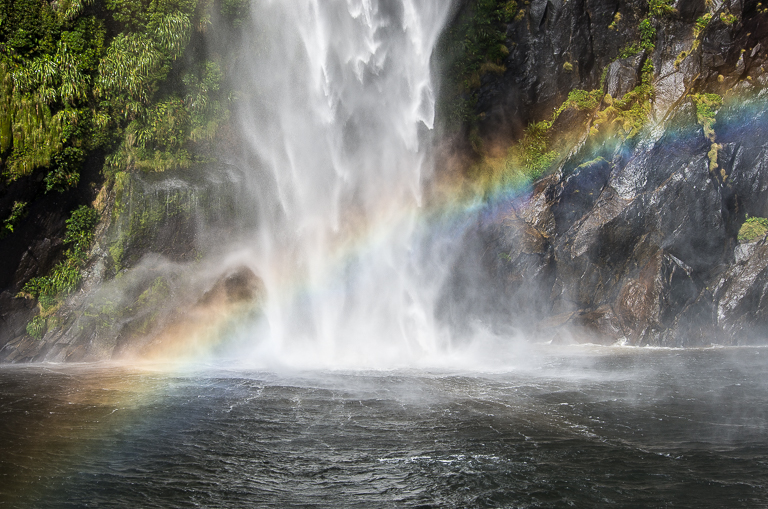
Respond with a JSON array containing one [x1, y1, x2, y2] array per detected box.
[[234, 0, 455, 368]]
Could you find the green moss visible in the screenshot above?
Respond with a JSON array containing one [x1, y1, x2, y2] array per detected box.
[[591, 60, 654, 139], [738, 216, 768, 242], [111, 171, 130, 220], [691, 93, 722, 142], [674, 50, 688, 68], [472, 86, 604, 189], [707, 142, 721, 172], [518, 121, 558, 176], [600, 65, 610, 87], [577, 157, 608, 169], [502, 1, 519, 20], [109, 202, 169, 270], [106, 173, 196, 271]]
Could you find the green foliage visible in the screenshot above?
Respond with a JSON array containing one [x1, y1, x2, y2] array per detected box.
[[437, 0, 515, 129], [2, 0, 242, 335], [220, 0, 250, 26], [0, 0, 60, 56], [694, 13, 712, 37], [691, 93, 722, 141], [502, 1, 519, 20], [46, 146, 85, 192], [0, 0, 240, 187], [106, 97, 196, 173], [547, 88, 603, 126], [648, 0, 675, 18], [639, 18, 656, 52], [0, 201, 28, 238], [64, 205, 99, 246], [738, 216, 768, 242], [0, 7, 109, 182], [26, 315, 47, 339], [564, 89, 603, 111], [591, 61, 654, 139], [720, 11, 738, 25], [183, 60, 231, 142], [619, 43, 642, 59], [474, 86, 604, 189], [519, 121, 558, 176], [96, 33, 165, 105], [22, 205, 98, 307], [2, 93, 66, 179], [618, 17, 656, 57]]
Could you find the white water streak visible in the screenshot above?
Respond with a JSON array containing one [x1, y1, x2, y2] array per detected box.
[[235, 0, 454, 368]]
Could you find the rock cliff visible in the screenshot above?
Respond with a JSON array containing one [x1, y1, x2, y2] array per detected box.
[[438, 0, 768, 345]]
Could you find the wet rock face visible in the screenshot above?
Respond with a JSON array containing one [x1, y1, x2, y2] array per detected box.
[[605, 54, 646, 100], [475, 0, 641, 142], [435, 0, 768, 346], [199, 266, 266, 307], [713, 238, 768, 342], [0, 262, 267, 363], [446, 95, 768, 346]]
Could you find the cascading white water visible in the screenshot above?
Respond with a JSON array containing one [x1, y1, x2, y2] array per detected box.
[[234, 0, 456, 368]]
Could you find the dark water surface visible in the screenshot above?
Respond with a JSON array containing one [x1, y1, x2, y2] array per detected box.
[[1, 347, 767, 508]]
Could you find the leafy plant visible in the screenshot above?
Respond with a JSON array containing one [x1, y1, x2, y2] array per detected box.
[[563, 89, 603, 111], [64, 205, 99, 247], [0, 201, 28, 238], [618, 43, 641, 59], [639, 19, 656, 52], [694, 13, 712, 37], [26, 316, 47, 339]]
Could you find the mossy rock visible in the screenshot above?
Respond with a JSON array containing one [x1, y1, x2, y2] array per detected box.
[[738, 217, 768, 243]]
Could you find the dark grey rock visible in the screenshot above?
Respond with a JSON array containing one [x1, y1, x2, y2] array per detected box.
[[605, 54, 645, 100]]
